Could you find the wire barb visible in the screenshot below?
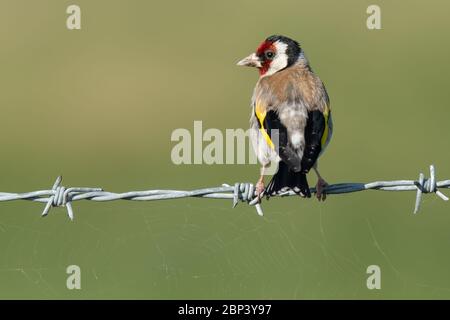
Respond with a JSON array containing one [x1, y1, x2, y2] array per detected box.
[[413, 165, 449, 214], [0, 165, 449, 220], [39, 176, 102, 220]]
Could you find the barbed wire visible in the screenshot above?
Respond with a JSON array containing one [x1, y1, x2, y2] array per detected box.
[[0, 165, 448, 220]]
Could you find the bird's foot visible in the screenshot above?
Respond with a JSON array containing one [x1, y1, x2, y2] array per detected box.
[[315, 178, 328, 201], [255, 180, 265, 201]]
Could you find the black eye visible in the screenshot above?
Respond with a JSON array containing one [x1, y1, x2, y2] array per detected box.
[[265, 51, 275, 59]]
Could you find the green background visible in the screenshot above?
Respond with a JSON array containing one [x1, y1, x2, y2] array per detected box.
[[0, 0, 449, 299]]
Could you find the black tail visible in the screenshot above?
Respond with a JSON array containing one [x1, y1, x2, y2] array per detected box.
[[265, 161, 311, 198]]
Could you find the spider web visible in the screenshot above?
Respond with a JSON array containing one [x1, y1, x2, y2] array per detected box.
[[0, 190, 450, 299]]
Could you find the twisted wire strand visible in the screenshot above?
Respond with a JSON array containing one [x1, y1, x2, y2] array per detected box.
[[0, 165, 448, 220]]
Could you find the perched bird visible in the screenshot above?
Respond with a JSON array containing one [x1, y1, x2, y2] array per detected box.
[[237, 35, 332, 201]]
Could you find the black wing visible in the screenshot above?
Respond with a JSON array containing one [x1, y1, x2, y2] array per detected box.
[[261, 110, 310, 197], [256, 109, 329, 174], [300, 110, 327, 174], [262, 110, 302, 172]]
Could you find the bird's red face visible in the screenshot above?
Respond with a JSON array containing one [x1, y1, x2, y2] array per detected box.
[[237, 40, 278, 76], [237, 35, 301, 77], [255, 40, 277, 76]]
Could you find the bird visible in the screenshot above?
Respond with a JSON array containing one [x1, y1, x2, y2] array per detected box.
[[237, 35, 333, 201]]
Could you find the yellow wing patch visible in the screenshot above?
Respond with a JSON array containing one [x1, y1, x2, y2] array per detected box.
[[321, 104, 330, 148], [255, 102, 275, 150]]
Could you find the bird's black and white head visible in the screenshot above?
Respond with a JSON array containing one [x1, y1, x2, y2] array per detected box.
[[237, 35, 303, 77]]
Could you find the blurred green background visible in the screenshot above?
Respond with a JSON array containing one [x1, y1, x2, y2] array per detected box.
[[0, 0, 449, 299]]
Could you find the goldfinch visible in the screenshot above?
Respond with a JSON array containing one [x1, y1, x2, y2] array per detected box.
[[237, 35, 332, 201]]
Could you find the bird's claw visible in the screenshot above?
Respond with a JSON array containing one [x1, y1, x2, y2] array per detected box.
[[315, 178, 328, 201], [255, 181, 265, 202]]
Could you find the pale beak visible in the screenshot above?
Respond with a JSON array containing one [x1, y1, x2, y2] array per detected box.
[[236, 53, 262, 68]]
